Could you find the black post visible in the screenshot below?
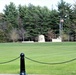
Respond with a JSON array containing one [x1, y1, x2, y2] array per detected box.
[[20, 53, 26, 75]]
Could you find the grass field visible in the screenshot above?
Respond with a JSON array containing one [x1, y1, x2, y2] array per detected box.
[[0, 42, 76, 75]]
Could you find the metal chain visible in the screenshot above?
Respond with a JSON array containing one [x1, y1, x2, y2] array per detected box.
[[25, 56, 76, 65], [0, 55, 76, 65], [0, 56, 20, 64]]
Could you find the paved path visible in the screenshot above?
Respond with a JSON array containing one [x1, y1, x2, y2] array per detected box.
[[0, 74, 49, 75]]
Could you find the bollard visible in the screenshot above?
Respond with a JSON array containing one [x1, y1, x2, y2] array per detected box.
[[20, 53, 26, 75]]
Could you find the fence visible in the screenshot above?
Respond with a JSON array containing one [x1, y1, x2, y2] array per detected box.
[[0, 53, 76, 75]]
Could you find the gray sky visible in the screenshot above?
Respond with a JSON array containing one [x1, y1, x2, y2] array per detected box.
[[0, 0, 75, 13]]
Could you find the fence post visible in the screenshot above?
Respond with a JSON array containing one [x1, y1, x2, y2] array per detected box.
[[20, 53, 26, 75]]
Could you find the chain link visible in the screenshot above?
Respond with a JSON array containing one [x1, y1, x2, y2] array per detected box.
[[0, 56, 20, 64], [25, 56, 76, 65], [0, 55, 76, 65]]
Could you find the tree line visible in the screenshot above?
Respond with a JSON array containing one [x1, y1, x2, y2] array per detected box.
[[0, 0, 76, 42]]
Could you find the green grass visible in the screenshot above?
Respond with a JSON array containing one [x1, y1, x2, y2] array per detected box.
[[0, 42, 76, 75]]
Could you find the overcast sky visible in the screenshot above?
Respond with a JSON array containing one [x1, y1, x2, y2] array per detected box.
[[0, 0, 75, 13]]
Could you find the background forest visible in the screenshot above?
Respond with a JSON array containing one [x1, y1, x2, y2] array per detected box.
[[0, 0, 76, 42]]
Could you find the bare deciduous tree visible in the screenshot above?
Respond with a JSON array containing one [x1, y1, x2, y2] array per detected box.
[[9, 28, 19, 42]]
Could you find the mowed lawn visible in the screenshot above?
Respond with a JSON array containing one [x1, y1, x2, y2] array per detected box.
[[0, 42, 76, 75]]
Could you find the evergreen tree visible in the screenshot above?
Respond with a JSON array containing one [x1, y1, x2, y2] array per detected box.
[[3, 2, 18, 28]]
